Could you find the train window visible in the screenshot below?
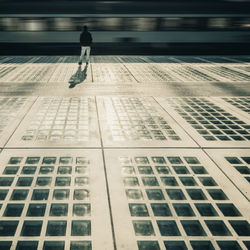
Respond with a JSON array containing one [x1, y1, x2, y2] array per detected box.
[[71, 18, 102, 31], [135, 18, 157, 31], [54, 18, 74, 31], [181, 18, 199, 31], [0, 19, 5, 31], [80, 18, 99, 31], [21, 18, 47, 31], [0, 18, 19, 31], [239, 18, 250, 30], [0, 17, 250, 32], [161, 18, 182, 31], [45, 18, 55, 31], [73, 18, 88, 31], [208, 18, 230, 30], [101, 18, 122, 31]]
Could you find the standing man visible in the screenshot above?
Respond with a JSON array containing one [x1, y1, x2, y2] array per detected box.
[[79, 25, 92, 65]]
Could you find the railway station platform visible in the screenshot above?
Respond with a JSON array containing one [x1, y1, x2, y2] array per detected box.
[[0, 55, 249, 250]]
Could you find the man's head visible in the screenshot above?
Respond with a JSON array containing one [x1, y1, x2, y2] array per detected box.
[[83, 26, 88, 32]]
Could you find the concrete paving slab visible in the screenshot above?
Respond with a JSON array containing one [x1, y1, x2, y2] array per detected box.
[[0, 96, 37, 148], [159, 64, 219, 82], [0, 57, 10, 63], [205, 148, 250, 200], [105, 148, 250, 250], [0, 66, 17, 80], [6, 65, 57, 83], [214, 56, 250, 64], [48, 64, 79, 83], [197, 56, 243, 64], [0, 148, 113, 250], [91, 63, 136, 83], [32, 56, 61, 64], [156, 97, 250, 148], [171, 56, 211, 64], [0, 56, 35, 65], [215, 97, 250, 118], [97, 96, 198, 147], [6, 97, 100, 148], [144, 56, 177, 63], [122, 62, 179, 82], [1, 56, 250, 97], [91, 56, 122, 63], [0, 55, 249, 250]]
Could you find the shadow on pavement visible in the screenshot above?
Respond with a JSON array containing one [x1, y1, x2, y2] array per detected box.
[[69, 64, 88, 88]]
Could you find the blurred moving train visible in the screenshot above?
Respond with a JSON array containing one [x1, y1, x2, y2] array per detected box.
[[0, 0, 250, 54]]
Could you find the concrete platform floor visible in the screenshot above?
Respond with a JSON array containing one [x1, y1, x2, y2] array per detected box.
[[0, 55, 249, 250]]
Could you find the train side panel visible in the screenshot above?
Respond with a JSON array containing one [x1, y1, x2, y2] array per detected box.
[[0, 31, 249, 43]]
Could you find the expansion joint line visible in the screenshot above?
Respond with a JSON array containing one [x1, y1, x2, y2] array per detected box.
[[3, 96, 39, 149], [202, 148, 250, 203], [94, 96, 117, 250]]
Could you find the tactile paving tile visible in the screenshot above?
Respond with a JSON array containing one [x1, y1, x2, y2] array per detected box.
[[122, 63, 177, 82], [4, 65, 57, 83], [160, 65, 218, 82], [0, 57, 8, 63], [118, 56, 148, 63], [212, 97, 250, 119], [133, 57, 220, 82], [33, 56, 61, 64], [222, 97, 250, 114], [206, 149, 250, 200], [0, 149, 113, 250], [225, 56, 250, 63], [92, 63, 136, 83], [197, 56, 237, 64], [97, 96, 197, 147], [145, 56, 177, 63], [150, 56, 250, 83], [233, 66, 250, 75], [1, 57, 34, 64], [6, 97, 100, 148], [156, 97, 250, 148], [165, 57, 231, 82], [61, 56, 79, 63], [199, 66, 250, 82], [91, 56, 121, 63], [49, 64, 88, 83], [171, 56, 209, 64], [0, 57, 37, 82], [0, 97, 36, 148], [0, 67, 17, 80], [105, 149, 250, 250]]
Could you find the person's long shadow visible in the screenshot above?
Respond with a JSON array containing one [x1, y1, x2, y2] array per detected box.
[[69, 64, 88, 88]]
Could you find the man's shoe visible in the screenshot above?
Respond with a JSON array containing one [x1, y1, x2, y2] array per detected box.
[[78, 61, 82, 65]]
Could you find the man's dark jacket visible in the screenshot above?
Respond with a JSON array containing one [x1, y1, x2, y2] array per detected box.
[[80, 31, 93, 46]]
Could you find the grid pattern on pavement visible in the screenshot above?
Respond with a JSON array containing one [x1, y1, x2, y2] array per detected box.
[[6, 97, 100, 148], [156, 97, 250, 147], [0, 56, 249, 250], [222, 97, 250, 115], [105, 149, 250, 250], [0, 149, 113, 250], [205, 149, 250, 201], [97, 96, 197, 147], [0, 56, 250, 84], [0, 96, 36, 147]]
